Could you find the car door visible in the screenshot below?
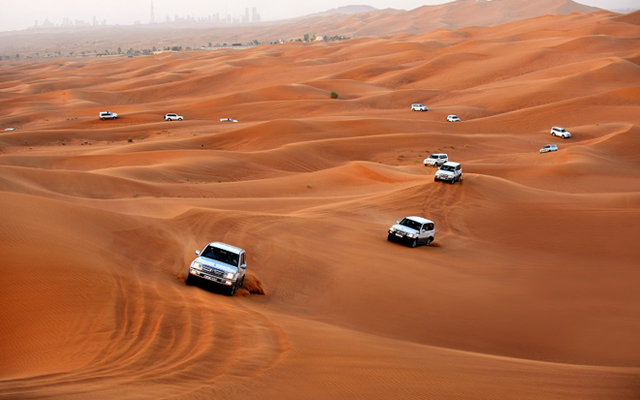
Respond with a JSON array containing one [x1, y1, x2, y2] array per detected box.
[[422, 223, 434, 243], [418, 224, 428, 243]]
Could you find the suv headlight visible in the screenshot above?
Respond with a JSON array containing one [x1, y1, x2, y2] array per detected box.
[[225, 272, 235, 280], [191, 261, 202, 270], [406, 233, 415, 238], [389, 227, 396, 233]]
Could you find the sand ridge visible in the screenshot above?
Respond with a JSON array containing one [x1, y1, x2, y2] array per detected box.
[[1, 7, 640, 400]]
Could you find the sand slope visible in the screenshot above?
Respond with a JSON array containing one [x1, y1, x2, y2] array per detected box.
[[1, 8, 640, 400]]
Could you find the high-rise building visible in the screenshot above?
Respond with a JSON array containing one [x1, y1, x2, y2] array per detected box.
[[252, 7, 260, 23]]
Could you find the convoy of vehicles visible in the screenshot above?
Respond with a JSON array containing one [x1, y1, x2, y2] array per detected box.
[[105, 103, 572, 295]]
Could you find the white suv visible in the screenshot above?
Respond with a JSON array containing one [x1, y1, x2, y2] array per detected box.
[[388, 216, 435, 248], [411, 104, 429, 112], [424, 153, 448, 167], [550, 126, 571, 138], [165, 113, 184, 121], [447, 115, 461, 122], [186, 242, 247, 296], [434, 161, 462, 184], [99, 111, 118, 120]]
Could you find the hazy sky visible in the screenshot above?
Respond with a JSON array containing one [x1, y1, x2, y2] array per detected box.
[[1, 0, 638, 32]]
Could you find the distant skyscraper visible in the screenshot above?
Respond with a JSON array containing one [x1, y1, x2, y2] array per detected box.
[[252, 7, 260, 23], [150, 0, 155, 24]]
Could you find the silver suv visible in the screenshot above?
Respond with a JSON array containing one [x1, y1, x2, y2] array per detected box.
[[434, 161, 462, 184], [99, 111, 118, 120], [186, 242, 247, 296], [424, 153, 448, 167], [388, 216, 435, 248]]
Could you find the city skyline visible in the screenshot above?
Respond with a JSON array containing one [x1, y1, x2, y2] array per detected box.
[[2, 0, 639, 33]]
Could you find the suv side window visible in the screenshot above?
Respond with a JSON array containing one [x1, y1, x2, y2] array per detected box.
[[240, 253, 245, 266], [425, 223, 434, 230]]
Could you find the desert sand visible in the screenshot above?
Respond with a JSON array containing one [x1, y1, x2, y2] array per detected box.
[[1, 5, 640, 400]]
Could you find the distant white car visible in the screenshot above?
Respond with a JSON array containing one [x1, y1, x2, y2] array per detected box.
[[99, 111, 118, 120], [411, 104, 429, 112], [550, 126, 571, 138], [424, 153, 448, 167], [165, 113, 184, 121], [447, 115, 461, 122], [540, 144, 558, 153], [220, 118, 238, 122], [434, 161, 462, 184]]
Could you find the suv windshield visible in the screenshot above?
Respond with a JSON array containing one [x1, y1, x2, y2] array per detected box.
[[440, 165, 455, 172], [399, 218, 422, 231], [201, 246, 239, 267]]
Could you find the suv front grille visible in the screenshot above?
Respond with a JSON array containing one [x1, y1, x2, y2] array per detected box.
[[202, 266, 224, 277]]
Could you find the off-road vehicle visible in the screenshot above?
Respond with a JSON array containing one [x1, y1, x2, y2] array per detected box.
[[165, 113, 184, 121], [186, 242, 246, 296], [99, 111, 118, 120], [411, 104, 429, 112], [424, 153, 448, 167], [540, 144, 558, 153], [447, 115, 461, 122], [550, 126, 571, 138], [388, 216, 435, 248], [434, 161, 462, 184]]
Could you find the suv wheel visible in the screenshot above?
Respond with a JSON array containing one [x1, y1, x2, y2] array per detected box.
[[226, 283, 237, 296], [426, 237, 433, 245], [410, 239, 418, 248], [387, 233, 394, 242], [186, 274, 195, 285]]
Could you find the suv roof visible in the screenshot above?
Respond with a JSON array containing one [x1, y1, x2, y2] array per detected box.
[[551, 126, 566, 131], [406, 216, 434, 225], [441, 161, 460, 167], [207, 241, 244, 254], [429, 153, 447, 157]]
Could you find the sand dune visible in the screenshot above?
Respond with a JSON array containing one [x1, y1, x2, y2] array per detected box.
[[1, 6, 640, 400]]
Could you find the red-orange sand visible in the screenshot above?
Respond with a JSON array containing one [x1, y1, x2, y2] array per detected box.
[[1, 8, 640, 400]]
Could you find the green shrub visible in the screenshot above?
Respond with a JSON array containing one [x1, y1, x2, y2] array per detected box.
[[330, 91, 339, 99]]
